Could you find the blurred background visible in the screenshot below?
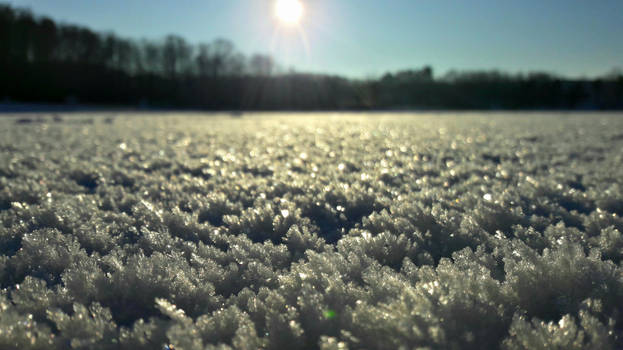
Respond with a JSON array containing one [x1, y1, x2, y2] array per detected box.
[[1, 0, 622, 110]]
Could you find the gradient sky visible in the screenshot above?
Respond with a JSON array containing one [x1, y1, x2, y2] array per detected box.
[[6, 0, 623, 78]]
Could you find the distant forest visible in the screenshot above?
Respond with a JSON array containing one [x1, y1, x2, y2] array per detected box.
[[1, 4, 622, 110]]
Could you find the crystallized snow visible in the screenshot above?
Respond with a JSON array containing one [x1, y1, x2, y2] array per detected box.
[[0, 112, 623, 349]]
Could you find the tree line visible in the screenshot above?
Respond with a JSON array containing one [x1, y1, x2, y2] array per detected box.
[[1, 4, 622, 110]]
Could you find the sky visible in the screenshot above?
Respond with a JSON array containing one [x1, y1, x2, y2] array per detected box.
[[6, 0, 623, 78]]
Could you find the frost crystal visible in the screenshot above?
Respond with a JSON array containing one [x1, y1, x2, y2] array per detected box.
[[0, 113, 622, 349]]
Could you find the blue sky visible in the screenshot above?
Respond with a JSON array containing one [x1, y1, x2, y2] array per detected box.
[[6, 0, 623, 78]]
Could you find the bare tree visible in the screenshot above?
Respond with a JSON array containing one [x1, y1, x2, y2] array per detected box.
[[162, 34, 191, 79], [249, 54, 274, 76]]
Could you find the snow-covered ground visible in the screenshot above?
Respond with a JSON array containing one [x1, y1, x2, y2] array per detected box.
[[1, 112, 623, 349]]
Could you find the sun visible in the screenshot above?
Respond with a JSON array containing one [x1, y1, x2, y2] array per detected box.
[[275, 0, 303, 25]]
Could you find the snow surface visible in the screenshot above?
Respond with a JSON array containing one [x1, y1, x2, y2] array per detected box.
[[1, 112, 623, 349]]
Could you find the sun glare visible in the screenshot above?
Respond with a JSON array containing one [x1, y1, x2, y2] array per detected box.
[[275, 0, 303, 25]]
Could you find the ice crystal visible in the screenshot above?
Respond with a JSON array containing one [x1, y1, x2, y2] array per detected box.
[[0, 112, 622, 349]]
